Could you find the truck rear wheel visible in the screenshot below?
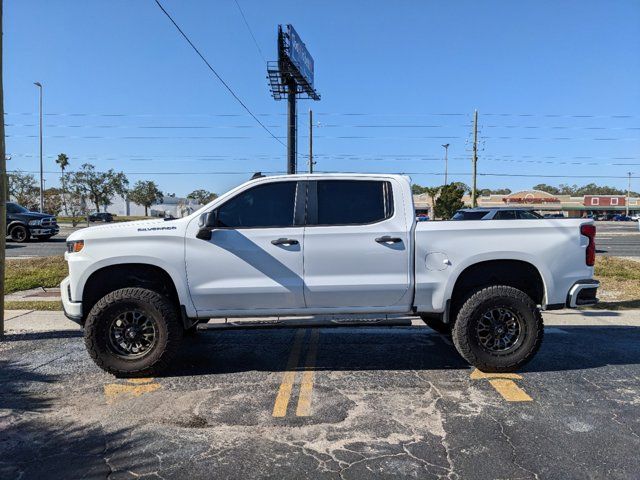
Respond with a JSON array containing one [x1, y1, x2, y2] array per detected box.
[[84, 287, 183, 377], [451, 285, 543, 373]]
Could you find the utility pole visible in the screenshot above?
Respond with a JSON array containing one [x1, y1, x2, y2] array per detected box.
[[626, 171, 632, 217], [1, 0, 6, 338], [308, 109, 314, 173], [471, 109, 478, 207], [441, 143, 450, 185], [34, 81, 44, 212]]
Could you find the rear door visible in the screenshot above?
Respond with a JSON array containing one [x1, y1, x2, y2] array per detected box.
[[302, 179, 411, 309]]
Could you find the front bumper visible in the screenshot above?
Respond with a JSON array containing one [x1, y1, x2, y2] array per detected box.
[[30, 227, 60, 236], [566, 279, 600, 308], [60, 276, 83, 324]]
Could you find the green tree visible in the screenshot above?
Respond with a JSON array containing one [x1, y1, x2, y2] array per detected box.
[[187, 189, 218, 205], [434, 183, 465, 220], [69, 163, 129, 212], [422, 186, 441, 217], [8, 170, 38, 207], [55, 153, 70, 215], [478, 188, 512, 195], [532, 184, 561, 195], [128, 180, 164, 216], [63, 171, 89, 226], [43, 187, 63, 215], [411, 184, 427, 195]]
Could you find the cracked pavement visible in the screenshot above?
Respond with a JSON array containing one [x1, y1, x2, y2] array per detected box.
[[1, 316, 639, 479]]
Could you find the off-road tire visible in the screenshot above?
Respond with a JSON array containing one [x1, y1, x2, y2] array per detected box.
[[451, 285, 543, 373], [420, 315, 451, 334], [84, 287, 183, 377], [10, 225, 30, 243]]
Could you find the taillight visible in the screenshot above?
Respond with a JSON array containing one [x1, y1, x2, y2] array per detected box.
[[580, 224, 596, 266]]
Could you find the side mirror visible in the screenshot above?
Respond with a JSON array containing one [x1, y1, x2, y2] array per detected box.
[[196, 211, 217, 240]]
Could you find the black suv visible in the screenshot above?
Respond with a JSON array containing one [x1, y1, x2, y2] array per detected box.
[[89, 212, 114, 222], [6, 202, 60, 242]]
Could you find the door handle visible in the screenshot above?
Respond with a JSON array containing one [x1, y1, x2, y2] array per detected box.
[[375, 236, 402, 244], [271, 238, 299, 246]]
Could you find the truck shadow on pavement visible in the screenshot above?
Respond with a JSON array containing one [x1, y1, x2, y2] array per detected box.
[[164, 325, 640, 377]]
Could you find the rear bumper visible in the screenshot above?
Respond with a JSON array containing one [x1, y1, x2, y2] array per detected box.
[[566, 279, 600, 308], [60, 276, 83, 324]]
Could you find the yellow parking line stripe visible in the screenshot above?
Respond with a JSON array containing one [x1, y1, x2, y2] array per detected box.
[[470, 369, 522, 380], [104, 378, 161, 404], [470, 369, 533, 402], [296, 329, 320, 417], [272, 330, 306, 417], [488, 379, 533, 402]]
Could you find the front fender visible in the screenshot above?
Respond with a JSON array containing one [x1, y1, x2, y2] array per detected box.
[[68, 254, 196, 317]]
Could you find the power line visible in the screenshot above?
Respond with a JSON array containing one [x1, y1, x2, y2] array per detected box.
[[9, 169, 639, 179], [153, 0, 284, 147], [233, 0, 266, 62]]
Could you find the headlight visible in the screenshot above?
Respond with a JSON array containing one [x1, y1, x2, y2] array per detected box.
[[66, 240, 84, 253], [28, 219, 42, 226]]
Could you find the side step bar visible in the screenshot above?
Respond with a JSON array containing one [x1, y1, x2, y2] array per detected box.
[[198, 315, 418, 330]]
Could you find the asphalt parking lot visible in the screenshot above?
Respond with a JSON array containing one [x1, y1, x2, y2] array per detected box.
[[5, 220, 639, 258], [1, 312, 639, 479]]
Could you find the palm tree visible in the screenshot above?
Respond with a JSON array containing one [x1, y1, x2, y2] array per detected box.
[[423, 186, 441, 219], [56, 153, 69, 215]]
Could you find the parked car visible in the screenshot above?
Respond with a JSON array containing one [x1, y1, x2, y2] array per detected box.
[[452, 207, 543, 220], [416, 214, 429, 222], [596, 214, 616, 221], [89, 212, 114, 223], [6, 202, 59, 242], [62, 174, 598, 376], [631, 214, 640, 222]]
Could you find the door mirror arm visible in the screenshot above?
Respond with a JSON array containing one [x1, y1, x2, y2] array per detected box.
[[196, 211, 217, 240]]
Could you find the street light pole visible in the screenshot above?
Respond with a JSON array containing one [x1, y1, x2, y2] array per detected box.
[[34, 81, 44, 212], [441, 143, 450, 185], [626, 171, 632, 217]]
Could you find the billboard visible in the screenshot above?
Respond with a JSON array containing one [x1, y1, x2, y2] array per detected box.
[[286, 25, 314, 87]]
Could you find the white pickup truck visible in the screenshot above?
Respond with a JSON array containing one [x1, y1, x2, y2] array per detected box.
[[62, 174, 599, 376]]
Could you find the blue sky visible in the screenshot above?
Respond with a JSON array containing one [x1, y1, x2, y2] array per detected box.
[[5, 0, 640, 196]]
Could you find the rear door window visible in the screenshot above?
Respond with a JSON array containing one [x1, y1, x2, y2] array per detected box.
[[312, 180, 393, 226], [516, 210, 542, 219], [494, 210, 517, 220]]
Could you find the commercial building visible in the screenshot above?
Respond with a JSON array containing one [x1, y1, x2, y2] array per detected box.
[[414, 189, 639, 218]]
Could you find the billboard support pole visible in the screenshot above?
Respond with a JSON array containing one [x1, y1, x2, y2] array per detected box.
[[287, 78, 297, 174], [268, 25, 319, 175], [308, 109, 313, 174]]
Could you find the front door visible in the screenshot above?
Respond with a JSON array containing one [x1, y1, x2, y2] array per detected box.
[[302, 179, 412, 310], [185, 180, 305, 315]]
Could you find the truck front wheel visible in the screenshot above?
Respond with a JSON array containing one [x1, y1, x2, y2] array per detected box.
[[84, 288, 183, 377], [451, 285, 543, 373]]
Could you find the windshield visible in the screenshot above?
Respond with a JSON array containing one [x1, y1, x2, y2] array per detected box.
[[7, 202, 29, 214]]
